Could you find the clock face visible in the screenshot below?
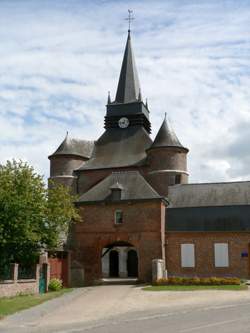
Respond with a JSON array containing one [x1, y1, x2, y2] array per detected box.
[[118, 117, 129, 128]]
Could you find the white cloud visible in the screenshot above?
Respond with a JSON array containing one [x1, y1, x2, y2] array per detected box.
[[0, 0, 250, 183]]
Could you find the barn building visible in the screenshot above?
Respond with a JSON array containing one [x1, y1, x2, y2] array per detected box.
[[48, 30, 250, 285]]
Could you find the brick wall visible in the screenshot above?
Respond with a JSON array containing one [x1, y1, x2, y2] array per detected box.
[[70, 200, 166, 284], [166, 232, 250, 278]]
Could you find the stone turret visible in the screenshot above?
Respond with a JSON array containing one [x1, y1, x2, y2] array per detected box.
[[146, 115, 189, 197], [48, 132, 94, 192]]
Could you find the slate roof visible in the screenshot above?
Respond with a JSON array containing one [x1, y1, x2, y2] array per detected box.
[[50, 133, 94, 159], [77, 171, 161, 203], [167, 205, 250, 232], [168, 181, 250, 208], [114, 31, 141, 104], [78, 126, 152, 170], [151, 116, 187, 151]]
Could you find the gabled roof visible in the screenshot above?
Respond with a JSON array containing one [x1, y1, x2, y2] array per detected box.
[[114, 31, 141, 104], [168, 181, 250, 208], [151, 115, 187, 151], [77, 171, 161, 203], [50, 133, 95, 159]]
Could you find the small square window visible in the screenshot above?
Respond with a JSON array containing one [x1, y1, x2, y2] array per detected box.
[[115, 210, 123, 224]]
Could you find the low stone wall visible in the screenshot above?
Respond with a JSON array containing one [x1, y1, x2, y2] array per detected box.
[[0, 279, 38, 297], [0, 264, 39, 298]]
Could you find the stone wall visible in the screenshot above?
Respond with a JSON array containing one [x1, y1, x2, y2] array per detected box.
[[166, 232, 250, 278], [0, 264, 40, 298]]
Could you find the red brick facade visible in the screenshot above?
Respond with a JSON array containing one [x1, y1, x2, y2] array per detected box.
[[71, 200, 166, 283], [166, 232, 250, 278]]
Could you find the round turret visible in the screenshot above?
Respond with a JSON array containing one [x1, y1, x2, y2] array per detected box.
[[48, 133, 94, 193], [146, 115, 189, 197]]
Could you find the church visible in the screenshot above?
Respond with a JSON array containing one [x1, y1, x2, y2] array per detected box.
[[49, 29, 250, 285]]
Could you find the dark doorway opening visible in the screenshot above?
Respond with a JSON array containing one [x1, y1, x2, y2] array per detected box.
[[127, 250, 138, 277], [109, 250, 119, 277]]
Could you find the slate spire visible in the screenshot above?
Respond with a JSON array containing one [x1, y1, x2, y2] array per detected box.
[[151, 114, 187, 150], [115, 30, 141, 104]]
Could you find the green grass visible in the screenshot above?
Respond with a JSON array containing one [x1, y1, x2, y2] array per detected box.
[[0, 288, 73, 318], [143, 284, 248, 291]]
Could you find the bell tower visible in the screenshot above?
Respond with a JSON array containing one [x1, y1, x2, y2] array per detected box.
[[105, 30, 151, 133]]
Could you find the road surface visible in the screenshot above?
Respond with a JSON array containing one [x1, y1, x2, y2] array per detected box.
[[1, 285, 250, 333]]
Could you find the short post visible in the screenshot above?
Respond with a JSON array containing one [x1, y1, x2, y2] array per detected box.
[[152, 259, 165, 284], [13, 263, 18, 282]]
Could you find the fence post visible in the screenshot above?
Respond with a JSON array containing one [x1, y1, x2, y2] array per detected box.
[[13, 263, 18, 282]]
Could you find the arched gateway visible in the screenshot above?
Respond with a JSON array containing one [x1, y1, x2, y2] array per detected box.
[[102, 242, 138, 278]]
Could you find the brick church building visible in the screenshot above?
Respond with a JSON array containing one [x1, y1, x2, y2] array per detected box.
[[49, 30, 250, 285]]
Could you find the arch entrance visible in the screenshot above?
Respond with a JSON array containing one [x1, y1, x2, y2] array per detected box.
[[102, 241, 138, 278], [127, 249, 138, 277], [109, 250, 119, 277]]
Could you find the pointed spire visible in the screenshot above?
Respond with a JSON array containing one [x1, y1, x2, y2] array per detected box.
[[107, 91, 111, 104], [145, 98, 148, 109], [115, 31, 141, 104], [138, 88, 142, 101], [151, 114, 186, 150]]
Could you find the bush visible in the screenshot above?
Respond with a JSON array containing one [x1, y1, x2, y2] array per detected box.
[[48, 278, 63, 291], [154, 277, 241, 286]]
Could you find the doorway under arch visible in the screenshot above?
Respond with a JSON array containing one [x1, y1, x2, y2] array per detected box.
[[109, 250, 119, 277], [127, 249, 138, 277]]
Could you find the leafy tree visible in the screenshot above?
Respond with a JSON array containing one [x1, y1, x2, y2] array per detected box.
[[0, 160, 79, 268]]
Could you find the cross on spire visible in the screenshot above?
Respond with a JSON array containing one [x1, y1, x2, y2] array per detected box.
[[125, 9, 134, 32]]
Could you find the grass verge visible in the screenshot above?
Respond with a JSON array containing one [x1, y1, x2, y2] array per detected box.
[[143, 285, 248, 291], [0, 288, 73, 318]]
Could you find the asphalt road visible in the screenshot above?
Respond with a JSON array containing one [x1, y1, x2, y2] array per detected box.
[[80, 301, 250, 333], [1, 285, 250, 333]]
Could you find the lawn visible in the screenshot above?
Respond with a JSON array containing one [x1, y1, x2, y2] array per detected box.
[[143, 285, 248, 291], [0, 288, 73, 318]]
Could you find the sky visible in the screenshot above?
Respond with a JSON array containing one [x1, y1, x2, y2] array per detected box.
[[0, 0, 250, 183]]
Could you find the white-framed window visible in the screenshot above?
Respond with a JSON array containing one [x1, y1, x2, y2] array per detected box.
[[114, 210, 123, 224], [181, 244, 195, 268], [214, 243, 229, 267]]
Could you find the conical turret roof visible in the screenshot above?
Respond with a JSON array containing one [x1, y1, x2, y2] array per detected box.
[[115, 31, 141, 104], [49, 132, 94, 159], [151, 115, 188, 151]]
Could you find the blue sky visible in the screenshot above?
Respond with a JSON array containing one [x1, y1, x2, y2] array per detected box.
[[0, 0, 250, 182]]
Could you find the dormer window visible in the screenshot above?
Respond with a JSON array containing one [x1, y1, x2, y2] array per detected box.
[[115, 210, 123, 224], [110, 182, 123, 201]]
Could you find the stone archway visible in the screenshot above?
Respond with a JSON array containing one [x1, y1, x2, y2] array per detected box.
[[109, 250, 119, 277], [127, 249, 138, 277], [102, 241, 138, 278]]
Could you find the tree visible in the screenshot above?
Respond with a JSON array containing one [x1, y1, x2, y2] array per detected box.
[[0, 160, 79, 268]]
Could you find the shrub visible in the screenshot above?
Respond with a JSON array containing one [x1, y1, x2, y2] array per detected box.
[[154, 277, 241, 286], [48, 278, 63, 291]]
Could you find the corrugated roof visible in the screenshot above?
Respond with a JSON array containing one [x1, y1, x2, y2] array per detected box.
[[168, 181, 250, 208], [50, 133, 94, 159], [77, 171, 161, 203], [151, 115, 187, 150], [78, 126, 152, 170], [167, 206, 250, 232]]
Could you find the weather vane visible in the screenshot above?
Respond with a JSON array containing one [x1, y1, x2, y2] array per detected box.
[[125, 9, 134, 32]]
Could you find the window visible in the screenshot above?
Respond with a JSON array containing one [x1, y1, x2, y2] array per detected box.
[[181, 244, 195, 267], [175, 174, 181, 184], [115, 210, 123, 224], [214, 243, 229, 267]]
